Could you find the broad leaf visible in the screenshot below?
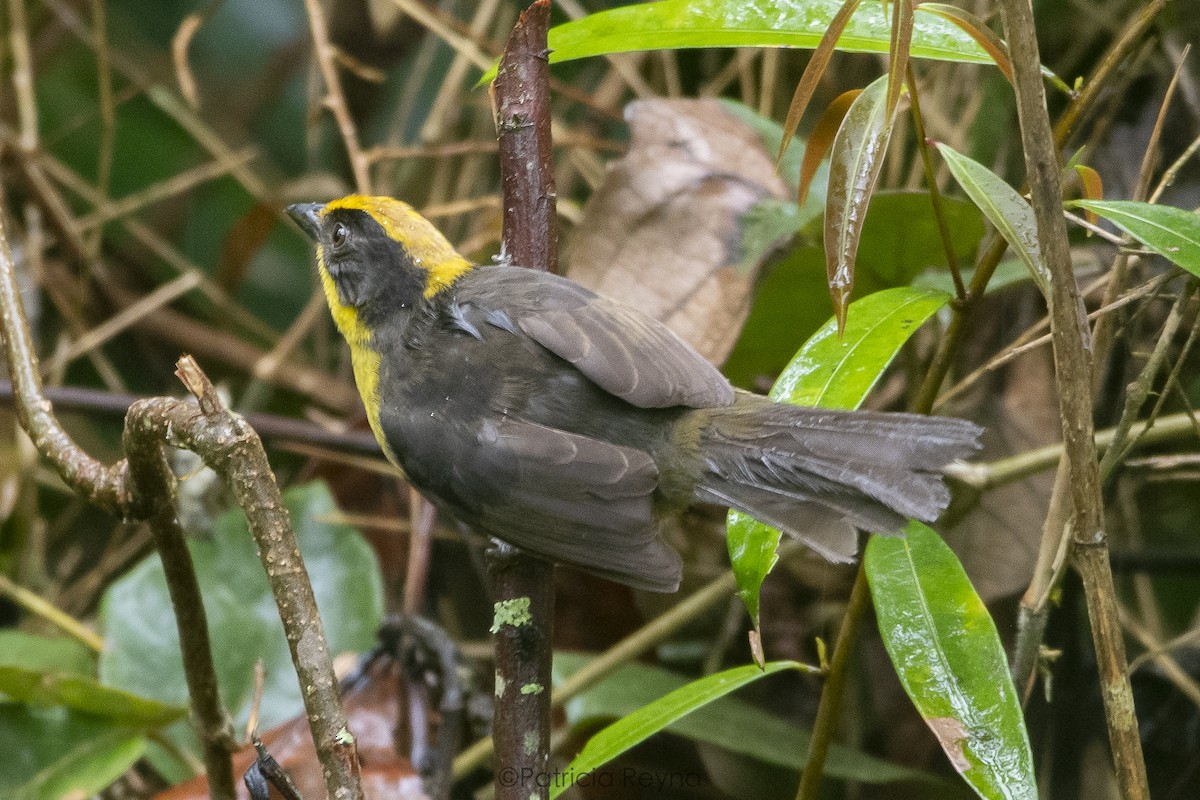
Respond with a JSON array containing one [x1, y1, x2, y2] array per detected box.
[[723, 192, 981, 387], [728, 287, 950, 627], [800, 90, 861, 207], [936, 142, 1049, 296], [866, 522, 1036, 799], [0, 631, 185, 727], [0, 705, 147, 800], [100, 482, 384, 779], [0, 630, 95, 677], [480, 0, 1015, 84], [1071, 200, 1200, 277]]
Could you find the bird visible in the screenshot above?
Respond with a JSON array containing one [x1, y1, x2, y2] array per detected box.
[[288, 195, 981, 592]]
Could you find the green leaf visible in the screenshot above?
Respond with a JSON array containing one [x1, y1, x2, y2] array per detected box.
[[866, 522, 1037, 799], [739, 199, 822, 271], [0, 630, 95, 677], [99, 482, 384, 776], [480, 0, 1009, 84], [0, 705, 147, 800], [553, 653, 940, 788], [0, 631, 185, 727], [727, 287, 950, 623], [1070, 200, 1200, 277], [825, 75, 898, 330], [768, 287, 950, 409], [0, 666, 185, 727], [935, 142, 1049, 296], [553, 660, 810, 798]]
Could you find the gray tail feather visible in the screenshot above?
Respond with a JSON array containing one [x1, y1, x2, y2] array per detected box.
[[697, 395, 981, 561]]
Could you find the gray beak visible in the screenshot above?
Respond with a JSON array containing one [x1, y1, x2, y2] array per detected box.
[[287, 202, 325, 240]]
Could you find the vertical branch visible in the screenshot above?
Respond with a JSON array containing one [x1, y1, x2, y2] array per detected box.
[[122, 414, 238, 799], [167, 358, 366, 800], [489, 3, 556, 799], [494, 0, 558, 274], [998, 0, 1149, 797]]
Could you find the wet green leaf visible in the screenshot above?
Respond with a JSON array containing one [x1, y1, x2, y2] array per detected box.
[[779, 0, 863, 162], [552, 653, 942, 792], [724, 191, 981, 389], [935, 142, 1049, 296], [480, 0, 1010, 84], [866, 522, 1036, 799], [768, 287, 950, 409], [825, 76, 899, 329], [728, 287, 950, 627], [1071, 200, 1200, 277]]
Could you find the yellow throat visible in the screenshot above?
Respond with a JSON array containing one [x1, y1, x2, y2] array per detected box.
[[312, 195, 472, 465]]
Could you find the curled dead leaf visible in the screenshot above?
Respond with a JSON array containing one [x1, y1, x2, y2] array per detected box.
[[155, 656, 426, 800], [567, 98, 789, 366]]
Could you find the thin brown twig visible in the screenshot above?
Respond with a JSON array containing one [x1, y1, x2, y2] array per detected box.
[[1052, 0, 1170, 146], [87, 0, 115, 259], [7, 0, 39, 151], [302, 0, 372, 193], [935, 270, 1177, 412], [33, 147, 280, 346], [123, 393, 239, 796], [42, 0, 275, 206], [172, 0, 225, 108], [912, 0, 1170, 415], [0, 205, 129, 511], [42, 271, 203, 372], [946, 408, 1200, 492], [1098, 288, 1193, 477], [1091, 44, 1189, 391], [73, 148, 260, 231]]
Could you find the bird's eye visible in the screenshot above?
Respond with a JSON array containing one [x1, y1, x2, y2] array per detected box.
[[331, 223, 348, 248]]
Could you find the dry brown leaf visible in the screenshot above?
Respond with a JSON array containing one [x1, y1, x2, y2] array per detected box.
[[567, 98, 788, 366], [155, 656, 426, 800]]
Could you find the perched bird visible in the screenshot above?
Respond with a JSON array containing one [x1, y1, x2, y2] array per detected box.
[[289, 195, 980, 592]]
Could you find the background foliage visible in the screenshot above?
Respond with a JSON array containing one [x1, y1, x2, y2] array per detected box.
[[1, 1, 1198, 798]]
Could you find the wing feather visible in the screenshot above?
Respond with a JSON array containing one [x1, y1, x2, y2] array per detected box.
[[518, 292, 735, 409], [460, 417, 682, 591]]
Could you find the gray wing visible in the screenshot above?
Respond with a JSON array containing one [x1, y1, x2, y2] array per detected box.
[[517, 291, 735, 409], [454, 417, 683, 592]]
